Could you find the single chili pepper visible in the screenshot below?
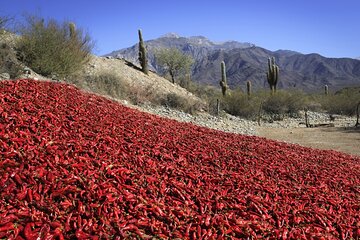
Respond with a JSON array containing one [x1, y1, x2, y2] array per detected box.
[[50, 222, 61, 229], [27, 189, 33, 202], [204, 215, 211, 227]]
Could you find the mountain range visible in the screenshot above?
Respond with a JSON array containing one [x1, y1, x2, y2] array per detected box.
[[105, 34, 360, 92]]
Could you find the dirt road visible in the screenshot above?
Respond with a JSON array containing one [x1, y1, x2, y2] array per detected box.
[[257, 126, 360, 157]]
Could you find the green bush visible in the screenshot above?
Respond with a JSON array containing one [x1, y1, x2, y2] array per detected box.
[[0, 17, 21, 78], [0, 42, 22, 78], [0, 16, 13, 34], [318, 88, 360, 115], [262, 90, 307, 116], [160, 93, 201, 114], [223, 88, 262, 118], [221, 89, 308, 119], [16, 15, 94, 77], [83, 73, 129, 99], [185, 83, 223, 114]]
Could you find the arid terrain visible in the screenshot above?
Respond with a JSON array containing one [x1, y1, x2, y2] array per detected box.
[[257, 126, 360, 156]]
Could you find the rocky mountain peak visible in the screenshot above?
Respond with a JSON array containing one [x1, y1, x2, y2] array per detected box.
[[160, 32, 181, 39]]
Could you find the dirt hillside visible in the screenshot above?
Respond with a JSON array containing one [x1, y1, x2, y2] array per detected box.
[[80, 56, 204, 107]]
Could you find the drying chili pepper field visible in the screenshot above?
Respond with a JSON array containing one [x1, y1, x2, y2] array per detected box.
[[0, 79, 359, 239]]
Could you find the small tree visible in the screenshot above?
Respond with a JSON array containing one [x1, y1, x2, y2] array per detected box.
[[155, 48, 194, 84], [16, 15, 94, 77]]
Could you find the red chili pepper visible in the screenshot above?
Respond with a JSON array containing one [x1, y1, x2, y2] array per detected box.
[[0, 223, 15, 232], [204, 215, 211, 227], [53, 228, 64, 240], [24, 222, 38, 239], [50, 222, 61, 229], [27, 189, 33, 202], [0, 214, 18, 225], [13, 173, 23, 185]]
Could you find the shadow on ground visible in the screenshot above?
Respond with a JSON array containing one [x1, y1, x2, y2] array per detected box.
[[320, 126, 360, 135]]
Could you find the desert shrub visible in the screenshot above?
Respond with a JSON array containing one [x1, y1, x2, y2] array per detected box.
[[82, 73, 129, 99], [318, 88, 360, 115], [187, 83, 216, 98], [185, 83, 223, 114], [262, 90, 307, 117], [16, 15, 93, 77], [223, 88, 262, 119], [0, 15, 13, 34], [160, 93, 200, 113], [126, 84, 159, 105], [0, 17, 22, 78], [0, 42, 22, 78], [221, 89, 308, 119], [161, 93, 185, 108]]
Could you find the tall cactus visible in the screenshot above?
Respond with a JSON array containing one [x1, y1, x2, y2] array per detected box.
[[219, 61, 228, 96], [324, 84, 329, 95], [356, 101, 360, 127], [69, 22, 76, 39], [266, 57, 279, 94], [246, 80, 252, 99], [138, 29, 148, 75]]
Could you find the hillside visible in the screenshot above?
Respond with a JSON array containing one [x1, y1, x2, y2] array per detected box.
[[107, 34, 360, 92], [0, 79, 359, 239], [79, 55, 204, 107]]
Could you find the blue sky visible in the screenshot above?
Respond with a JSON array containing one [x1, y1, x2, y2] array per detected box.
[[2, 0, 360, 58]]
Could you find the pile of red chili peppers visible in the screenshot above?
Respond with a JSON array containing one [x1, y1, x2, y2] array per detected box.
[[0, 79, 359, 239]]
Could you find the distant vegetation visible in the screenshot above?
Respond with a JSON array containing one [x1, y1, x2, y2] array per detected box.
[[317, 87, 360, 115]]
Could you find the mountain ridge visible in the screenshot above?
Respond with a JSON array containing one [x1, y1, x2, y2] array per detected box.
[[105, 34, 360, 92]]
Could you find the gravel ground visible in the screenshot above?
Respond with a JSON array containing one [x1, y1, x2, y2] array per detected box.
[[118, 100, 357, 136]]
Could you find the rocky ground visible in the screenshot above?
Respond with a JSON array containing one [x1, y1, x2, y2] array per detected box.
[[121, 100, 357, 135]]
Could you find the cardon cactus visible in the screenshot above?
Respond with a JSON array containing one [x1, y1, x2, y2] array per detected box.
[[266, 57, 279, 94], [246, 80, 252, 98], [325, 85, 329, 95], [69, 22, 76, 39], [138, 29, 149, 75], [219, 61, 228, 96]]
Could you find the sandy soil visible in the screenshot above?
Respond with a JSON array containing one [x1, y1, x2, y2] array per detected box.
[[257, 126, 360, 157]]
